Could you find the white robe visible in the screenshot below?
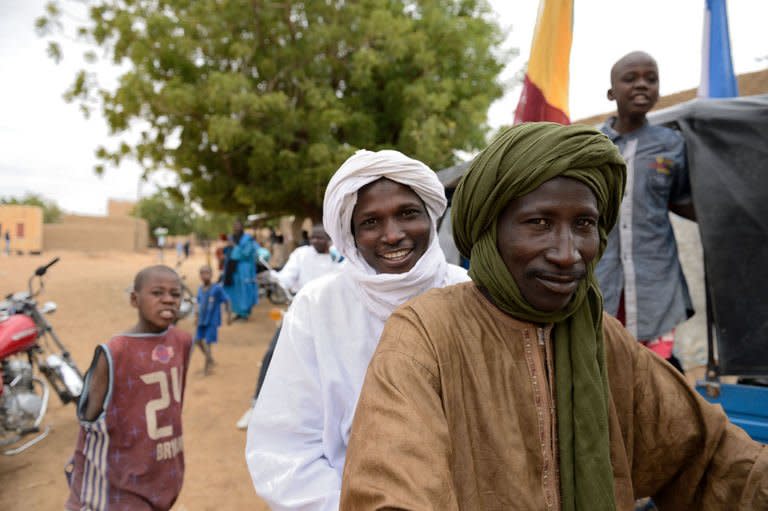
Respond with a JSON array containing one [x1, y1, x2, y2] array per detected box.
[[277, 245, 344, 293], [246, 265, 468, 511]]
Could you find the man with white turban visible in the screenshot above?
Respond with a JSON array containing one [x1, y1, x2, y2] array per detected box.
[[245, 149, 468, 510]]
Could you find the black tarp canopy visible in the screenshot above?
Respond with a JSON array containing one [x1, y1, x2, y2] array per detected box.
[[651, 94, 768, 375]]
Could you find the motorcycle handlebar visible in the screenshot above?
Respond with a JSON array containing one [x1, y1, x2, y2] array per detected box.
[[28, 257, 60, 297], [35, 257, 60, 277], [256, 255, 273, 271]]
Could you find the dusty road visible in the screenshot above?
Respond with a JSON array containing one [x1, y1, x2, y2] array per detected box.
[[0, 250, 271, 510]]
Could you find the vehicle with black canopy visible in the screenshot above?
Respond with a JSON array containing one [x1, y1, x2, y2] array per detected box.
[[437, 94, 768, 443], [651, 94, 768, 443]]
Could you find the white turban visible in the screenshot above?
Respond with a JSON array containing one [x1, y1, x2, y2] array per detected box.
[[323, 149, 450, 320]]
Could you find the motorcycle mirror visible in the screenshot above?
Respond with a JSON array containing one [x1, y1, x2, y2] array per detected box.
[[34, 257, 60, 276], [39, 301, 58, 314]]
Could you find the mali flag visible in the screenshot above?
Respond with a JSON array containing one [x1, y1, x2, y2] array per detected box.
[[514, 0, 573, 125]]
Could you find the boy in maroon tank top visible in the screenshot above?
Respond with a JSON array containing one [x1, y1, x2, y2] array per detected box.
[[66, 265, 193, 511]]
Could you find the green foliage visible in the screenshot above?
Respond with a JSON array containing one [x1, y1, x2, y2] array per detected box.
[[132, 189, 234, 241], [131, 190, 193, 236], [1, 193, 63, 223], [190, 210, 235, 242], [38, 0, 505, 219]]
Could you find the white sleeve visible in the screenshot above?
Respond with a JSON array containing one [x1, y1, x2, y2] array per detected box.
[[277, 248, 303, 292], [245, 295, 340, 511]]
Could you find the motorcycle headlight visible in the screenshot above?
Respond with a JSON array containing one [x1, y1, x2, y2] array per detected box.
[[39, 301, 58, 314]]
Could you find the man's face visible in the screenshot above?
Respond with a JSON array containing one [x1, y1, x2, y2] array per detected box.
[[608, 53, 659, 117], [131, 270, 182, 332], [233, 220, 244, 237], [497, 177, 599, 313], [352, 178, 431, 274], [309, 226, 331, 254]]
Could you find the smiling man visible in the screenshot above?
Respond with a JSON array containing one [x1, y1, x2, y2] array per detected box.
[[245, 149, 468, 510], [352, 179, 431, 274], [597, 51, 695, 372], [340, 124, 767, 511]]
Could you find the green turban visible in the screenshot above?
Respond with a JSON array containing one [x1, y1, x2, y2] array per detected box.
[[452, 122, 626, 511]]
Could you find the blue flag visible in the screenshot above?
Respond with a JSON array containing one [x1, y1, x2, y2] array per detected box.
[[699, 0, 739, 97]]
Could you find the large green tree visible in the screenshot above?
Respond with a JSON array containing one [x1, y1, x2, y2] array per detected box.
[[38, 0, 505, 219]]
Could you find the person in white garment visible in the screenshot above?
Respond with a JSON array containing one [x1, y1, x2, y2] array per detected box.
[[235, 224, 344, 429], [245, 149, 469, 510], [275, 224, 344, 295]]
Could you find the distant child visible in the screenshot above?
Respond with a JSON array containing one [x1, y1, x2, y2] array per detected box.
[[195, 264, 231, 374], [65, 265, 193, 511]]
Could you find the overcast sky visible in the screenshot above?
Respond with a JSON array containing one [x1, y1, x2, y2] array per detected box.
[[1, 0, 766, 215]]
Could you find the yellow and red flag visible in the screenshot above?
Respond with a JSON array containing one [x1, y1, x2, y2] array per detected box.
[[514, 0, 573, 125]]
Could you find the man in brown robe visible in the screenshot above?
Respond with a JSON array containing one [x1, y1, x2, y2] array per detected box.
[[340, 123, 767, 510]]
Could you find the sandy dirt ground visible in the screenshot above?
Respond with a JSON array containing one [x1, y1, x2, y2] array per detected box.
[[0, 250, 271, 510]]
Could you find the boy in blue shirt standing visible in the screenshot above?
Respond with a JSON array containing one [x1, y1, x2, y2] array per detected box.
[[596, 51, 696, 373], [196, 264, 232, 374]]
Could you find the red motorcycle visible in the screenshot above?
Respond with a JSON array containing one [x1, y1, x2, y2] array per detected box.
[[0, 257, 84, 455]]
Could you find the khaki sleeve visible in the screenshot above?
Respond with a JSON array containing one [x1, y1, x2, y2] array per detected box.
[[340, 308, 459, 511], [624, 330, 768, 510]]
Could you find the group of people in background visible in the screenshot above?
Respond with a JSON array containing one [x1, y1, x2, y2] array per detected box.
[[65, 51, 766, 511]]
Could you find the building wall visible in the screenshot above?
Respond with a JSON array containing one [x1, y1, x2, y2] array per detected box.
[[0, 205, 44, 253], [107, 199, 136, 217], [43, 214, 149, 252]]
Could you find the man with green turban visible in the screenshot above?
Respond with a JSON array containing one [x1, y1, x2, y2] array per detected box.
[[340, 123, 767, 510]]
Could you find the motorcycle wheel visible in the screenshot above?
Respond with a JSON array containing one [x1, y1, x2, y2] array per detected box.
[[267, 284, 289, 305]]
